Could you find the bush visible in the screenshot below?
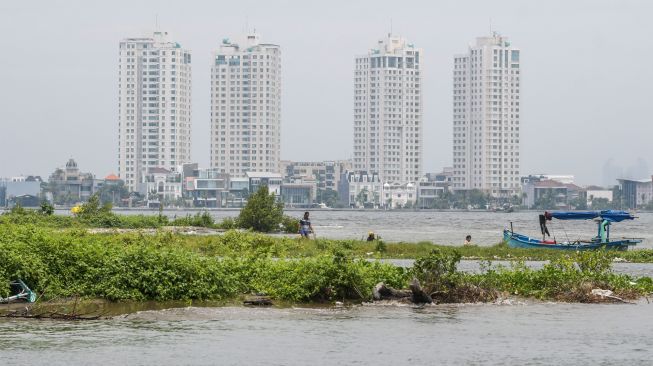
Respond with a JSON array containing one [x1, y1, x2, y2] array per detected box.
[[170, 212, 215, 228], [412, 249, 462, 294], [0, 224, 407, 302], [216, 217, 238, 230], [237, 185, 284, 232], [281, 215, 300, 233]]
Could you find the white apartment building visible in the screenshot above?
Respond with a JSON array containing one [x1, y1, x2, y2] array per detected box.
[[210, 33, 281, 177], [118, 31, 192, 191], [453, 33, 521, 198], [353, 34, 423, 185]]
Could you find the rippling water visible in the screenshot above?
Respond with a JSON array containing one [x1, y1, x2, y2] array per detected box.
[[119, 209, 653, 248], [2, 303, 652, 365]]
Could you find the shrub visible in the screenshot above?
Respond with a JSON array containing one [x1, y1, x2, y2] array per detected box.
[[237, 185, 284, 232], [170, 212, 215, 228], [281, 215, 300, 233]]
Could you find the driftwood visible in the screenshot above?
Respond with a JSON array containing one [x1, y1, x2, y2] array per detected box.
[[409, 278, 433, 304], [243, 294, 273, 306], [373, 278, 432, 304], [373, 283, 411, 300]]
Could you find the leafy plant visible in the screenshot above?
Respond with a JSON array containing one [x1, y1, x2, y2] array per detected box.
[[237, 185, 284, 232]]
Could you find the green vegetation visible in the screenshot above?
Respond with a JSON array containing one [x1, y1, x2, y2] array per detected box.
[[0, 190, 300, 233], [0, 224, 405, 302], [413, 249, 653, 303], [236, 185, 284, 232], [1, 225, 651, 303]]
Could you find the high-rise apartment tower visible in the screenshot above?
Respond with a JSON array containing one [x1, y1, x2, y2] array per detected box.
[[353, 34, 423, 184], [210, 33, 281, 176], [452, 33, 521, 197], [118, 31, 192, 191]]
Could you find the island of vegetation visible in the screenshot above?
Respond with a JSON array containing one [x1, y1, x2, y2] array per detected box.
[[1, 187, 652, 307]]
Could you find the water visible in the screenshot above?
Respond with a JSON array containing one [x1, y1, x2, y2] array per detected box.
[[2, 303, 652, 365], [2, 210, 652, 364], [114, 209, 653, 248]]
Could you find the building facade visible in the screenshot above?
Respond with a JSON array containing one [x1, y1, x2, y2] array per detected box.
[[118, 31, 192, 191], [47, 159, 101, 204], [453, 33, 521, 198], [353, 34, 423, 185], [210, 33, 281, 177], [618, 177, 653, 209], [339, 171, 383, 208], [183, 168, 229, 208], [280, 160, 351, 191]]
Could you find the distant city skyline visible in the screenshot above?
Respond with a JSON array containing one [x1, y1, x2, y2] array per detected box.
[[1, 0, 652, 186]]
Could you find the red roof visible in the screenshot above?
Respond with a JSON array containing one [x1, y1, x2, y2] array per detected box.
[[105, 173, 120, 181]]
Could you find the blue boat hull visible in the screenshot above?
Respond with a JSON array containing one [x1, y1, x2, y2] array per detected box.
[[503, 230, 639, 251]]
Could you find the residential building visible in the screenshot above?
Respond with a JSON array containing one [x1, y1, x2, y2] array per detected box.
[[47, 159, 101, 204], [417, 169, 452, 208], [137, 167, 183, 205], [453, 33, 521, 198], [585, 186, 613, 207], [246, 171, 282, 197], [2, 176, 42, 207], [210, 33, 281, 177], [184, 168, 229, 208], [522, 178, 585, 209], [118, 31, 192, 191], [226, 177, 249, 207], [280, 160, 351, 191], [383, 182, 417, 209], [618, 177, 653, 209], [353, 34, 423, 185], [281, 183, 315, 208], [339, 171, 382, 208]]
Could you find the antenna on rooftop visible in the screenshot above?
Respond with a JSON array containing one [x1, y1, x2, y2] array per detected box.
[[489, 17, 492, 35], [155, 13, 159, 31], [390, 18, 393, 36]]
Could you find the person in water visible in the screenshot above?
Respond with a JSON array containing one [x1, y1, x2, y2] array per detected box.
[[299, 211, 314, 238], [464, 235, 472, 245], [367, 231, 376, 241]]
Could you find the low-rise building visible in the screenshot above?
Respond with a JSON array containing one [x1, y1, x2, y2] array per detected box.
[[618, 177, 653, 209], [226, 177, 249, 207], [47, 159, 100, 204], [184, 168, 229, 208], [383, 182, 417, 209], [417, 168, 453, 208], [585, 186, 613, 207], [246, 172, 282, 197], [280, 160, 351, 191], [522, 178, 585, 209], [281, 183, 315, 208], [339, 171, 382, 208], [2, 176, 43, 207], [138, 167, 183, 207]]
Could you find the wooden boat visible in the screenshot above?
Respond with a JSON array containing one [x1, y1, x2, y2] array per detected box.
[[504, 210, 641, 251]]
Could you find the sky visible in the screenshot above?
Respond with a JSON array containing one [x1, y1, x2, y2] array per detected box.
[[0, 0, 651, 186]]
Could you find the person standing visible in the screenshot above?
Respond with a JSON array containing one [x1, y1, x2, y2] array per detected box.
[[299, 211, 314, 239]]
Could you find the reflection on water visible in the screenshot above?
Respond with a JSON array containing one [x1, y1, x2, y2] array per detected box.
[[2, 303, 652, 365]]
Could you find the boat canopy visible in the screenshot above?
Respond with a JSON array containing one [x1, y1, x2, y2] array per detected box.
[[549, 210, 635, 222]]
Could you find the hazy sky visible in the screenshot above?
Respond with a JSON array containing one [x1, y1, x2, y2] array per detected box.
[[1, 0, 651, 185]]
